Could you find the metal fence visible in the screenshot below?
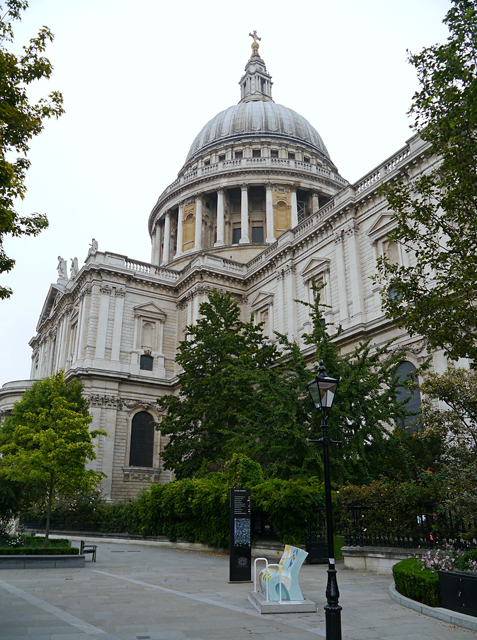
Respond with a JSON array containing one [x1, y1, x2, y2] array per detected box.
[[341, 504, 477, 550]]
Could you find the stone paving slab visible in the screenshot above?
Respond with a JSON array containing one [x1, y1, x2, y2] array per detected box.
[[0, 541, 475, 640]]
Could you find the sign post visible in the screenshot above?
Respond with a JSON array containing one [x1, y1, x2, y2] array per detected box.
[[229, 488, 252, 582]]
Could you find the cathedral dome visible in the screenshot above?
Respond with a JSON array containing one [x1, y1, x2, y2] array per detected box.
[[185, 101, 331, 166]]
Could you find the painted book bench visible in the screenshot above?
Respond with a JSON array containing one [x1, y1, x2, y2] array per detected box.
[[258, 544, 308, 602]]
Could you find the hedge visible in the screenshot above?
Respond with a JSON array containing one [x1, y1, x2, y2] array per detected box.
[[0, 547, 79, 556], [392, 557, 441, 607], [22, 473, 327, 548]]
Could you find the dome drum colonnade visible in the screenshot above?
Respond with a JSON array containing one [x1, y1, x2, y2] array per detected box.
[[148, 38, 347, 267]]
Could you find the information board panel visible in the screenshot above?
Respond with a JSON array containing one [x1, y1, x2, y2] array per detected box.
[[229, 488, 252, 582]]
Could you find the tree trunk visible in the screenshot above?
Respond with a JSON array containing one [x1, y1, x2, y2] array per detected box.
[[44, 476, 54, 548]]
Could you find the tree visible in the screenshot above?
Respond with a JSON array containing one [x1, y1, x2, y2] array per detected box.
[[0, 1, 64, 299], [296, 286, 413, 485], [158, 287, 413, 485], [376, 0, 477, 363], [419, 367, 477, 525], [157, 290, 280, 479], [0, 371, 106, 545]]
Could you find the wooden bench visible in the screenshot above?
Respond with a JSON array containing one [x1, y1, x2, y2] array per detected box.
[[80, 540, 97, 562]]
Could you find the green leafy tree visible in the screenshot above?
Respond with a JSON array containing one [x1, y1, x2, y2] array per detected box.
[[419, 367, 477, 526], [159, 287, 413, 484], [0, 0, 64, 299], [297, 286, 413, 485], [0, 371, 106, 545], [157, 290, 279, 478], [376, 0, 477, 363]]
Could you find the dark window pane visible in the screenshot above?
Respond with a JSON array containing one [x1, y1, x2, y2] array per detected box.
[[232, 228, 241, 244], [140, 354, 154, 371], [271, 150, 278, 158], [288, 152, 295, 160], [253, 149, 261, 158], [395, 361, 421, 432], [129, 411, 154, 467], [252, 227, 264, 243], [235, 151, 243, 159]]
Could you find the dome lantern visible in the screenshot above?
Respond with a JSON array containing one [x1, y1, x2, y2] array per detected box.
[[239, 31, 273, 103]]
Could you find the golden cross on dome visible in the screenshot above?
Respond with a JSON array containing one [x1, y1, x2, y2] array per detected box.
[[249, 30, 261, 57]]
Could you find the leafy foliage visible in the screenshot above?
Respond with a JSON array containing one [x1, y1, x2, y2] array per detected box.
[[158, 287, 413, 485], [0, 1, 64, 298], [377, 0, 477, 363], [157, 290, 283, 478], [298, 286, 412, 484], [393, 557, 441, 607], [419, 367, 477, 526], [0, 371, 106, 545]]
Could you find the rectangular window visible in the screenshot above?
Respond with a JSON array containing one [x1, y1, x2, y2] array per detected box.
[[219, 154, 225, 162], [252, 227, 264, 243], [271, 150, 278, 158], [253, 149, 261, 158], [235, 151, 243, 159], [304, 157, 310, 163], [288, 152, 295, 160], [204, 159, 210, 166], [232, 227, 241, 244]]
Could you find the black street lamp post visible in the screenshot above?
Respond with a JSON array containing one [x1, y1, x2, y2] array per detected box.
[[307, 360, 342, 640]]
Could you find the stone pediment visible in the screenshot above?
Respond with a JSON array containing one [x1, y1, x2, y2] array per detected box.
[[301, 257, 330, 279], [36, 284, 66, 330], [250, 291, 274, 310], [367, 213, 396, 241], [133, 302, 167, 319]]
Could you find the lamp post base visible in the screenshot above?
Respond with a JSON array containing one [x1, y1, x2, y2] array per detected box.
[[325, 562, 342, 640]]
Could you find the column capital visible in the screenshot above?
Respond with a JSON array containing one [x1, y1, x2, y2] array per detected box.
[[241, 183, 248, 191]]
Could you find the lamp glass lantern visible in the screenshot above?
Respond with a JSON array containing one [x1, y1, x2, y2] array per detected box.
[[307, 370, 339, 411]]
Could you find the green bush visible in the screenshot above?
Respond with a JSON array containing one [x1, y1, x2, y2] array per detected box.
[[19, 468, 327, 549], [393, 557, 441, 607], [0, 547, 79, 555]]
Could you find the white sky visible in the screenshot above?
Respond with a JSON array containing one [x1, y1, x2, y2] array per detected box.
[[0, 0, 451, 387]]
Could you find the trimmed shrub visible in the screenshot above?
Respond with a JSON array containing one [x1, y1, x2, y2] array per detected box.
[[0, 547, 79, 555], [393, 557, 441, 607]]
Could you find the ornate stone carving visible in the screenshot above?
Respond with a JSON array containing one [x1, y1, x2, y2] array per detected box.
[[88, 394, 162, 412], [100, 283, 112, 295], [123, 467, 160, 483]]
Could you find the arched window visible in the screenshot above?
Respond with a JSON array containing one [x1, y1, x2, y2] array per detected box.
[[129, 411, 155, 467], [395, 361, 421, 432]]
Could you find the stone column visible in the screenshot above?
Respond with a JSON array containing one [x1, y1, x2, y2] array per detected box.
[[334, 231, 349, 321], [215, 189, 225, 247], [346, 223, 364, 318], [195, 196, 203, 250], [266, 183, 275, 243], [276, 269, 285, 334], [239, 184, 250, 244], [291, 188, 298, 227], [111, 288, 126, 362], [95, 284, 111, 361], [312, 192, 319, 214], [175, 203, 184, 258], [162, 212, 171, 264]]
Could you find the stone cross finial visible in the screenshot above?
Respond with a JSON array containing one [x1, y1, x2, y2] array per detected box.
[[249, 30, 261, 57]]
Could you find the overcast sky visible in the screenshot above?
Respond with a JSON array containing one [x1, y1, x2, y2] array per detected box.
[[0, 0, 451, 387]]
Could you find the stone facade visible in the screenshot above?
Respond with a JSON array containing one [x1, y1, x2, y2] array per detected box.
[[0, 39, 444, 502]]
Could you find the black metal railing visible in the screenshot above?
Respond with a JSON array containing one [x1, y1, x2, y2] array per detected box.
[[341, 504, 477, 550]]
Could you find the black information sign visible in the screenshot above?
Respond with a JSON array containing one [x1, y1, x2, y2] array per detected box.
[[229, 488, 252, 582]]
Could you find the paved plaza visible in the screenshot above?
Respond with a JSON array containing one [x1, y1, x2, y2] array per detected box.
[[0, 540, 476, 640]]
